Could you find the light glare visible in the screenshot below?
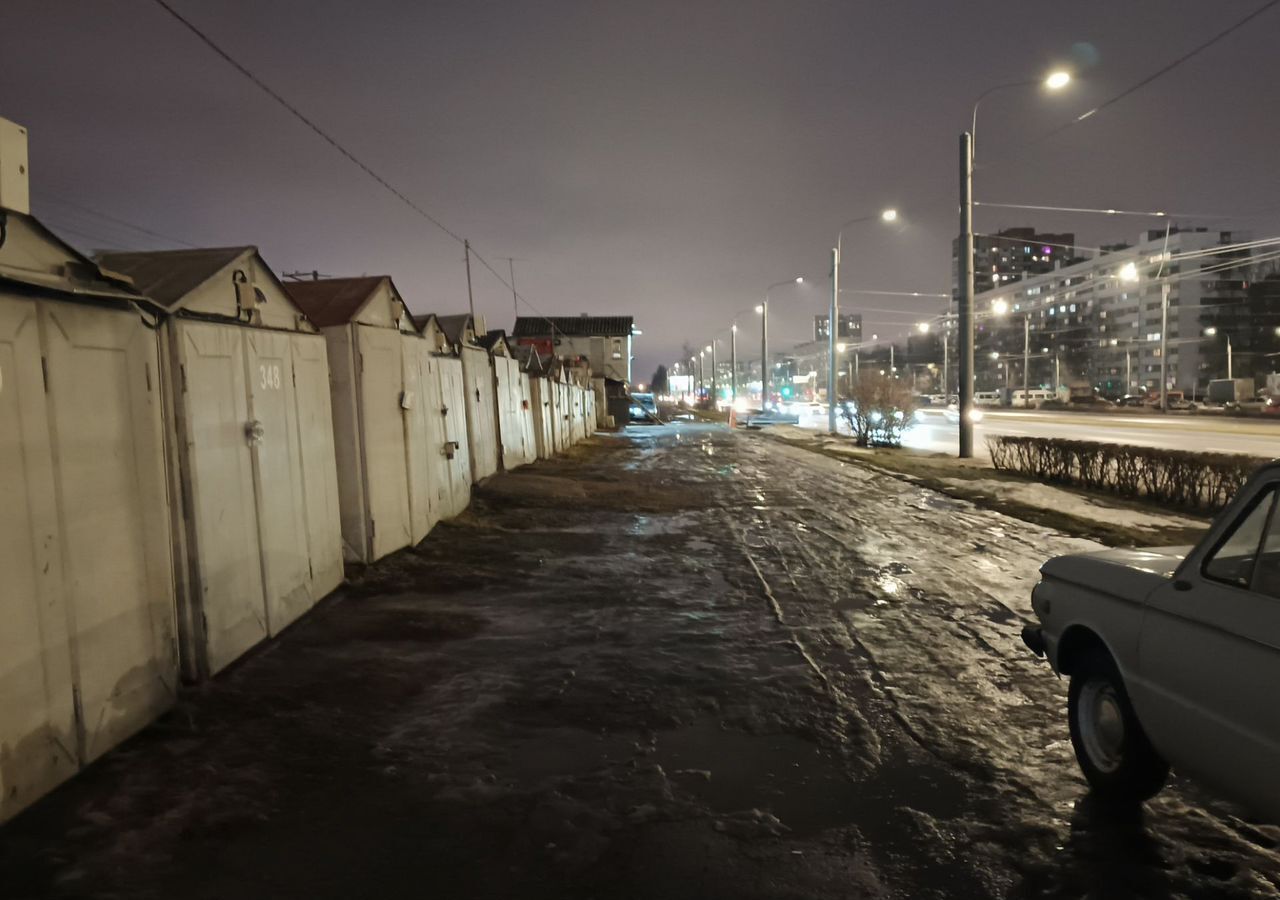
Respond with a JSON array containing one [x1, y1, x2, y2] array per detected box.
[[1045, 70, 1071, 90]]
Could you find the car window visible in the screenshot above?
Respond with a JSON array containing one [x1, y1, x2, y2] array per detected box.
[[1203, 487, 1277, 590], [1253, 492, 1280, 599]]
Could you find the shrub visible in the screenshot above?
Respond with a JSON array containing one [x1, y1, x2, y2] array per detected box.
[[987, 435, 1269, 512], [839, 375, 917, 447]]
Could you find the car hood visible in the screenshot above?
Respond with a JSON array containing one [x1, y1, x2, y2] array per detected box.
[[1041, 546, 1191, 601]]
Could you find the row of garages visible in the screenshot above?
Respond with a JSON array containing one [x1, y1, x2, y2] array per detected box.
[[0, 216, 599, 824]]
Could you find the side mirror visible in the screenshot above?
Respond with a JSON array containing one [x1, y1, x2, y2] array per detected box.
[[1173, 579, 1193, 592]]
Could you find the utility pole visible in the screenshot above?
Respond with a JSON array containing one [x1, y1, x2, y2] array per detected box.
[[503, 257, 520, 320], [1227, 334, 1234, 379], [730, 324, 738, 405], [1159, 281, 1170, 411], [761, 296, 769, 410], [942, 330, 949, 399], [710, 340, 718, 406], [958, 131, 976, 457], [889, 344, 895, 378], [464, 239, 476, 322], [1054, 353, 1061, 395], [828, 246, 839, 433], [1126, 346, 1132, 392], [1023, 315, 1030, 402]]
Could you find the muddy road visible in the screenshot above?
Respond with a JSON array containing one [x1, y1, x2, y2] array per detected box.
[[4, 423, 1278, 899]]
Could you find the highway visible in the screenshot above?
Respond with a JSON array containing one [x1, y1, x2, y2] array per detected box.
[[906, 408, 1280, 459]]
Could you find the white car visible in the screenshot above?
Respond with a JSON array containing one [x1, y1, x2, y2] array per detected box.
[[1023, 461, 1280, 815]]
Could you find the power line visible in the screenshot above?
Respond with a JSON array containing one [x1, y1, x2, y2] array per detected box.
[[39, 194, 198, 248], [149, 0, 465, 247]]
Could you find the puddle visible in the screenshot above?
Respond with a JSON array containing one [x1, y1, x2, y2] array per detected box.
[[651, 719, 861, 835]]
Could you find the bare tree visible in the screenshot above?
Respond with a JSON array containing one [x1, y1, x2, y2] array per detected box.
[[839, 374, 917, 447]]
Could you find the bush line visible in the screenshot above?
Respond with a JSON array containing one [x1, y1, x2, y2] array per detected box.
[[986, 436, 1271, 513]]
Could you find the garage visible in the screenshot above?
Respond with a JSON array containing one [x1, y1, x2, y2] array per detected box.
[[440, 314, 500, 482], [1, 211, 178, 823], [482, 332, 536, 470], [416, 314, 473, 522], [521, 351, 557, 460], [283, 276, 430, 563], [99, 247, 344, 679]]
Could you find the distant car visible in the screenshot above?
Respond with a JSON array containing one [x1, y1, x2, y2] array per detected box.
[[942, 403, 984, 424], [629, 392, 659, 423], [743, 407, 799, 427], [1167, 397, 1197, 411], [1023, 462, 1280, 816], [1119, 394, 1146, 407]]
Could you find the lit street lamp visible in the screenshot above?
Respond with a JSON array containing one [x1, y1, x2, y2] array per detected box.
[[829, 208, 898, 433], [1205, 327, 1233, 379], [958, 69, 1071, 455], [761, 276, 804, 410]]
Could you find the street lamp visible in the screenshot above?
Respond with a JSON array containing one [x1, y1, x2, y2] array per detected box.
[[958, 69, 1071, 456], [829, 208, 898, 434], [761, 276, 804, 410], [707, 342, 718, 405], [1205, 327, 1233, 379], [730, 323, 738, 406]]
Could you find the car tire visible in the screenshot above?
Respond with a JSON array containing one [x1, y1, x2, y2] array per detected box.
[[1067, 650, 1168, 803]]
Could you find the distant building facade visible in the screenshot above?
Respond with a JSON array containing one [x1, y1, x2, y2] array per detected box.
[[512, 315, 635, 382], [973, 227, 1256, 396], [952, 226, 1077, 296]]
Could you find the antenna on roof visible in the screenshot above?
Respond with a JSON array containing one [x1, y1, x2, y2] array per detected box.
[[282, 270, 330, 281]]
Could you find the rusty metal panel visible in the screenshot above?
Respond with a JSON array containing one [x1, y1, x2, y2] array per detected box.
[[41, 301, 177, 764]]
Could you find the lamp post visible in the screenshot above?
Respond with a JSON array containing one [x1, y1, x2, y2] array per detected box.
[[1205, 327, 1233, 379], [959, 70, 1071, 456], [730, 324, 738, 405], [707, 342, 718, 407], [760, 276, 804, 411], [830, 209, 898, 434]]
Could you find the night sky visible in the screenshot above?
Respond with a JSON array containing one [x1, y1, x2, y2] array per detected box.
[[4, 1, 1278, 381]]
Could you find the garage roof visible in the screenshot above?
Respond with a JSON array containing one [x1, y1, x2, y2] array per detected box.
[[281, 276, 389, 327], [512, 316, 634, 338], [97, 247, 253, 310]]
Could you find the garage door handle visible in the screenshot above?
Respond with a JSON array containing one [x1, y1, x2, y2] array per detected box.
[[245, 419, 265, 445], [444, 440, 460, 459]]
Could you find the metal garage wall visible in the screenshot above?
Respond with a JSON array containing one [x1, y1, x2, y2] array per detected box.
[[460, 344, 499, 480], [0, 293, 77, 823], [289, 335, 344, 602], [553, 381, 569, 451], [529, 376, 555, 459], [518, 373, 538, 462], [495, 355, 536, 470], [172, 321, 268, 674], [356, 325, 413, 560], [433, 354, 472, 518], [401, 334, 434, 543], [41, 301, 177, 765]]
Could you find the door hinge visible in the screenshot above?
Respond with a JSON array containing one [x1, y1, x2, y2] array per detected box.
[[72, 685, 85, 730], [180, 363, 188, 393], [145, 361, 153, 392], [292, 366, 297, 387], [370, 519, 376, 538], [40, 356, 48, 392]]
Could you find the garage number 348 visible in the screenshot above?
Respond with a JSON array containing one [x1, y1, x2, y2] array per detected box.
[[258, 363, 282, 391]]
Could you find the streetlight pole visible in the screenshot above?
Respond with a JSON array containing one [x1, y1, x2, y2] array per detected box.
[[730, 324, 738, 405], [1159, 281, 1169, 411], [958, 130, 975, 455], [829, 210, 897, 434], [960, 69, 1070, 455], [761, 277, 804, 412], [1023, 314, 1030, 402], [708, 342, 718, 406]]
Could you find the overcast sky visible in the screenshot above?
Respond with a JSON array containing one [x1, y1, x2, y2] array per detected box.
[[4, 0, 1278, 380]]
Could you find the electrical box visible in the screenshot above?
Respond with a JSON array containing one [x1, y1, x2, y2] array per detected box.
[[235, 281, 262, 309], [0, 117, 30, 215]]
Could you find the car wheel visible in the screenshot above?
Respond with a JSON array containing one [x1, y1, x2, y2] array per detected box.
[[1067, 651, 1169, 803]]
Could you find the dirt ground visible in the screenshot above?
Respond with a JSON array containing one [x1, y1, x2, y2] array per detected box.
[[3, 423, 1278, 899]]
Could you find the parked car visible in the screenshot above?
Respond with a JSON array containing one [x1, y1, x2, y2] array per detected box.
[[1023, 461, 1280, 816], [1119, 394, 1147, 407]]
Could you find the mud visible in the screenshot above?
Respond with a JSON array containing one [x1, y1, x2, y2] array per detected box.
[[1, 423, 1277, 899]]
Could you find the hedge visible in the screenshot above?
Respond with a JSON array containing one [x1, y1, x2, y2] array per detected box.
[[987, 436, 1271, 513]]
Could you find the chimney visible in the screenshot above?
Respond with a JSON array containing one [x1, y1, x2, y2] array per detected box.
[[0, 116, 30, 215]]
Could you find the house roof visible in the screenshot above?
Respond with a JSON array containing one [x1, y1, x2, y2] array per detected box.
[[476, 329, 513, 355], [512, 315, 634, 338], [281, 276, 388, 327], [436, 313, 474, 346], [96, 247, 254, 310]]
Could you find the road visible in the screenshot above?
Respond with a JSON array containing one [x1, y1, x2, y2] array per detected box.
[[793, 404, 1280, 458], [4, 423, 1278, 899]]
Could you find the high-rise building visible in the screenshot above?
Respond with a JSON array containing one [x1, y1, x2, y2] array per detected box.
[[952, 226, 1076, 296], [971, 227, 1254, 396], [813, 313, 862, 341]]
